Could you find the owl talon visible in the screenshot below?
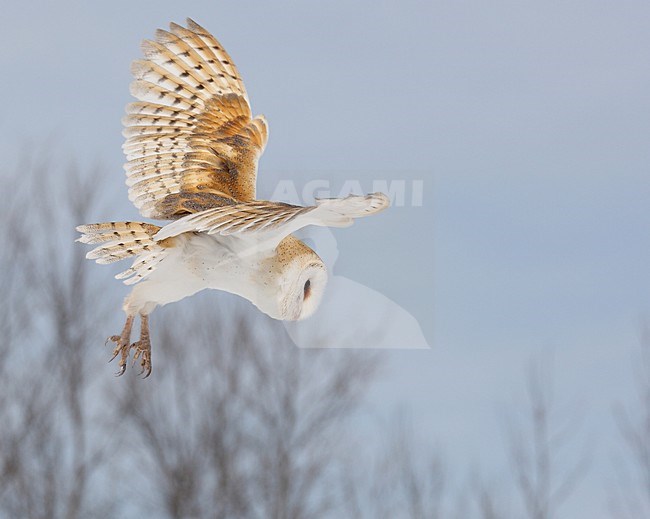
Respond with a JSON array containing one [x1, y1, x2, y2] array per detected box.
[[139, 361, 151, 378], [111, 340, 131, 376], [114, 363, 127, 377], [141, 350, 152, 378]]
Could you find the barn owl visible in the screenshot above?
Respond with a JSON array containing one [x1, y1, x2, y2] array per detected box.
[[77, 19, 389, 377]]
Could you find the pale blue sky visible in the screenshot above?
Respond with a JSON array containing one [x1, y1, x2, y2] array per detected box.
[[2, 1, 650, 516]]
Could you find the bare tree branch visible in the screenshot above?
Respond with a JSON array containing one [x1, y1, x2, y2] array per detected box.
[[504, 356, 588, 519], [611, 326, 650, 518]]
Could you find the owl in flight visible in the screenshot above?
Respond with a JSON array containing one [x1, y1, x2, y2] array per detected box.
[[77, 19, 389, 377]]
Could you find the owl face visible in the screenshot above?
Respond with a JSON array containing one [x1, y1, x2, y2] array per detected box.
[[253, 236, 328, 321], [278, 259, 328, 321]]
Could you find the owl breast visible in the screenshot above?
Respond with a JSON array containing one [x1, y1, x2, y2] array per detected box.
[[149, 232, 328, 322]]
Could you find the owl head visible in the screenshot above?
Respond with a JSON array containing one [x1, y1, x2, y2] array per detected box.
[[253, 236, 328, 321]]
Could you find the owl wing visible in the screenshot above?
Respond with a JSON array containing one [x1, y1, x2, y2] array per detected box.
[[123, 18, 268, 220], [153, 193, 390, 250]]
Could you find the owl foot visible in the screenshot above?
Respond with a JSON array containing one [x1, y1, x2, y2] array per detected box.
[[131, 314, 152, 378], [131, 338, 152, 378], [108, 314, 135, 376], [107, 313, 152, 377]]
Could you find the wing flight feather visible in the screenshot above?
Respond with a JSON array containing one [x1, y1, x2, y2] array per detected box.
[[154, 193, 391, 250], [123, 18, 268, 220]]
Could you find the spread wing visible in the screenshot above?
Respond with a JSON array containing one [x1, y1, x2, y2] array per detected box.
[[154, 193, 391, 251], [123, 18, 268, 220]]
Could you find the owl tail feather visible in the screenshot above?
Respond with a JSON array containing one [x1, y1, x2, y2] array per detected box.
[[76, 222, 170, 285]]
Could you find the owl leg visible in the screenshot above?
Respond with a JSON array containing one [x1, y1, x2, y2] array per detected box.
[[107, 314, 135, 376], [131, 313, 152, 378]]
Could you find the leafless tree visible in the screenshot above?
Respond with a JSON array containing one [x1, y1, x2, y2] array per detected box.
[[110, 301, 379, 518], [504, 356, 588, 519], [3, 152, 609, 519], [0, 154, 387, 518], [610, 327, 650, 518], [475, 484, 504, 519], [0, 153, 388, 519], [344, 355, 590, 519], [0, 154, 114, 518], [340, 412, 449, 519], [463, 469, 509, 519]]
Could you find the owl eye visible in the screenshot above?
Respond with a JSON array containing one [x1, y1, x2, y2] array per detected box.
[[303, 279, 311, 300]]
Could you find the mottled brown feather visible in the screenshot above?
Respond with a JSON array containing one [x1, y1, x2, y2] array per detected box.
[[123, 19, 268, 220], [76, 222, 175, 284]]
